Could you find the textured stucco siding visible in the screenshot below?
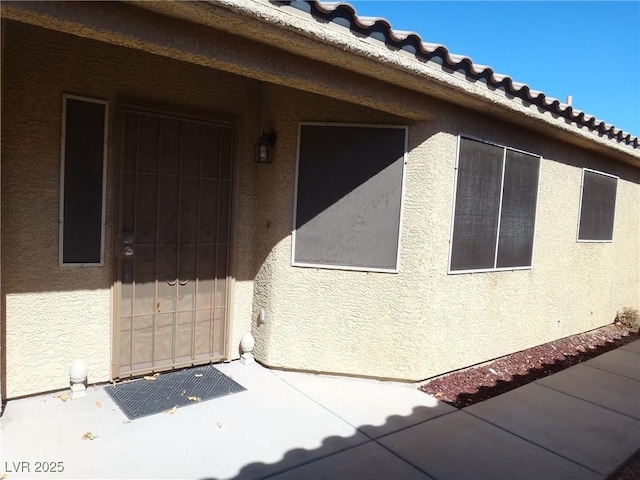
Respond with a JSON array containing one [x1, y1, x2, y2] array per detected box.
[[4, 291, 111, 396], [2, 16, 639, 397], [0, 19, 4, 401], [252, 85, 640, 381], [1, 23, 260, 397]]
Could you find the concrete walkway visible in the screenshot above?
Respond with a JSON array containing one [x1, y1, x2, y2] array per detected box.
[[1, 340, 638, 480]]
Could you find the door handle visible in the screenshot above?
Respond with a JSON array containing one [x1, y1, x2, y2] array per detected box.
[[122, 233, 135, 256]]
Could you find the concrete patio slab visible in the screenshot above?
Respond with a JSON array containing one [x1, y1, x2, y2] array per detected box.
[[465, 382, 640, 475], [2, 342, 639, 480], [1, 362, 368, 480], [618, 339, 640, 354], [583, 348, 640, 380], [266, 441, 433, 480], [377, 411, 600, 480], [536, 363, 640, 419], [273, 369, 455, 438]]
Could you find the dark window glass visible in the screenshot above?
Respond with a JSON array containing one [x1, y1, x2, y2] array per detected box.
[[496, 150, 540, 268], [578, 170, 617, 241], [450, 137, 540, 272], [450, 139, 503, 271], [62, 97, 106, 264], [293, 124, 407, 271]]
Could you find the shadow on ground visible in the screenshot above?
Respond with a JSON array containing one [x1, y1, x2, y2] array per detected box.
[[200, 404, 444, 480], [199, 334, 639, 480]]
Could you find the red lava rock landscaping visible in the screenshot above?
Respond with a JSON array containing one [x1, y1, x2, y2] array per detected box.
[[613, 451, 640, 480], [420, 324, 639, 409]]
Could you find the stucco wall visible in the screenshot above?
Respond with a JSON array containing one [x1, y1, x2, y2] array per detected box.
[[1, 23, 261, 397], [2, 18, 638, 397], [253, 84, 640, 381], [1, 19, 5, 401]]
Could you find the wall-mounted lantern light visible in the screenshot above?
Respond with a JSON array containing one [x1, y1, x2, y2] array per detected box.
[[254, 131, 276, 164]]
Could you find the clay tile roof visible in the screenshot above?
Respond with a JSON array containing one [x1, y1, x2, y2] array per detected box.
[[293, 0, 639, 149]]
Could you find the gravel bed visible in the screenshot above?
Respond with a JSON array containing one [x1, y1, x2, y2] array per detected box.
[[420, 324, 639, 409], [612, 450, 640, 480]]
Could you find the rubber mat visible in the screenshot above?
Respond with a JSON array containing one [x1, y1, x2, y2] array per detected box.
[[104, 365, 246, 420]]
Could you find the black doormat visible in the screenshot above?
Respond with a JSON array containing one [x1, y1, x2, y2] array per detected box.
[[104, 365, 246, 420]]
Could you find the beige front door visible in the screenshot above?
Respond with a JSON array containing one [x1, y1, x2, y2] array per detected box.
[[114, 108, 233, 378]]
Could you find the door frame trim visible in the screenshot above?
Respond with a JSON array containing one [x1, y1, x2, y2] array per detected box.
[[111, 103, 238, 379]]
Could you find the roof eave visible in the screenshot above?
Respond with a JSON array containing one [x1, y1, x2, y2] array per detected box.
[[13, 0, 634, 166], [133, 0, 638, 166]]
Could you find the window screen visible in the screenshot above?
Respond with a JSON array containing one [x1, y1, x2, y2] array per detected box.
[[293, 123, 407, 272], [496, 150, 540, 268], [450, 137, 540, 273], [449, 140, 503, 271], [578, 169, 617, 241], [60, 96, 107, 265]]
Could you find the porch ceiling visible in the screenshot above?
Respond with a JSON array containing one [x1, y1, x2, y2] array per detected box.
[[0, 1, 432, 122]]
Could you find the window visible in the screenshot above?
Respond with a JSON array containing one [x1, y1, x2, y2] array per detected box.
[[292, 123, 408, 272], [577, 169, 617, 242], [449, 137, 541, 273], [59, 95, 108, 265]]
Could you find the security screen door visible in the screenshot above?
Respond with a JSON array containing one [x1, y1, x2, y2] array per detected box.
[[115, 108, 233, 377]]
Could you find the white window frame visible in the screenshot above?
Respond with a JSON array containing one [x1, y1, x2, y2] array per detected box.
[[291, 122, 409, 273], [576, 168, 618, 243], [59, 94, 109, 267], [448, 135, 542, 275]]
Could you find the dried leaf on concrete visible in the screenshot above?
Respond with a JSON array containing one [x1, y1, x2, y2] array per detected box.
[[81, 432, 99, 440], [165, 406, 178, 414], [57, 394, 69, 402], [188, 396, 201, 402], [180, 389, 187, 396], [95, 401, 102, 409]]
